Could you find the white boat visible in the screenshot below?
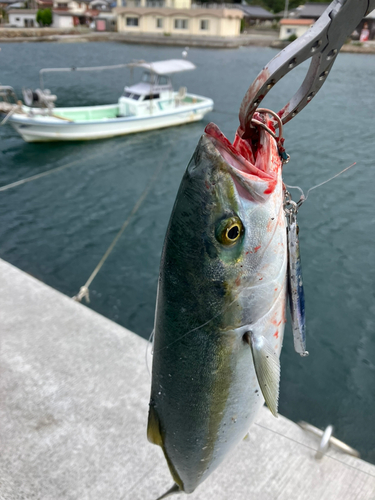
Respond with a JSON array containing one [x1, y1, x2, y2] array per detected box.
[[0, 59, 214, 143]]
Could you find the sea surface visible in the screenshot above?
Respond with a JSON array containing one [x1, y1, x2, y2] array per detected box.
[[1, 41, 375, 464]]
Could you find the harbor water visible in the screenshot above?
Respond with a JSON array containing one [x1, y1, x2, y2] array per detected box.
[[1, 42, 374, 464]]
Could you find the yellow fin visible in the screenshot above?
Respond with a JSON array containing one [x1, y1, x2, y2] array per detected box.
[[147, 404, 163, 446], [147, 404, 184, 491]]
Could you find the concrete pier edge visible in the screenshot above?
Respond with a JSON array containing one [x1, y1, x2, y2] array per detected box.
[[1, 257, 375, 499]]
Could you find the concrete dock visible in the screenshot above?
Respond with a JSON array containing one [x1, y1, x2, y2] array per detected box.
[[1, 258, 375, 500]]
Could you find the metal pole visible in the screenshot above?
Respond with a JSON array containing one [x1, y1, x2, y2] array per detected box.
[[284, 0, 289, 18]]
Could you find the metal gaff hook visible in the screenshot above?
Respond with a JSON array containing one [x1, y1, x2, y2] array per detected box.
[[238, 0, 374, 137]]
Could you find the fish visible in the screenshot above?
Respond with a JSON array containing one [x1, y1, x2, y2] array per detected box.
[[147, 115, 288, 496]]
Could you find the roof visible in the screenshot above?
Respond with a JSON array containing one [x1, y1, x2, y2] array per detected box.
[[135, 59, 196, 75], [90, 0, 111, 5], [53, 0, 92, 3], [114, 7, 244, 19], [289, 2, 329, 19], [233, 4, 274, 19], [8, 8, 37, 13], [280, 18, 314, 25]]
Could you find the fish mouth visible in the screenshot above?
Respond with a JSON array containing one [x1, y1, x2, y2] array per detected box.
[[204, 122, 280, 198], [205, 123, 282, 201]]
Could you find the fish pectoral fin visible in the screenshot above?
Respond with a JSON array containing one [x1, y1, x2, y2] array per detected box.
[[156, 483, 180, 500], [246, 332, 280, 418]]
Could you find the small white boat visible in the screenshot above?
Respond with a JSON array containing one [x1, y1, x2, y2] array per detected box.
[[0, 59, 214, 143]]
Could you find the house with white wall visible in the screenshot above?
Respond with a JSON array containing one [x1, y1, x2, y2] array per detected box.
[[52, 10, 74, 26], [52, 0, 101, 26], [52, 0, 89, 14], [279, 18, 314, 39], [115, 6, 243, 37], [8, 8, 37, 26]]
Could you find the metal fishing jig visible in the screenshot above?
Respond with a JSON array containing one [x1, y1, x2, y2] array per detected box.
[[284, 190, 309, 357]]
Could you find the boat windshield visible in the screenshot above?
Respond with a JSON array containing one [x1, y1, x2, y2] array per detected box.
[[123, 91, 141, 100], [141, 71, 156, 84]]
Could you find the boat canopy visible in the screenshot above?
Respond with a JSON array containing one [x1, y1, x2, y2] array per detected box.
[[38, 59, 196, 88], [134, 59, 196, 75]]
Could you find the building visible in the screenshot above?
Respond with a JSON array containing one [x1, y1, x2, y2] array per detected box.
[[7, 8, 37, 25], [52, 0, 100, 25], [95, 10, 116, 29], [52, 9, 74, 25], [89, 0, 111, 10], [119, 0, 190, 8], [115, 7, 243, 36], [52, 0, 89, 15], [36, 0, 53, 8], [285, 2, 375, 41], [288, 2, 329, 20], [231, 4, 275, 27], [279, 18, 314, 40]]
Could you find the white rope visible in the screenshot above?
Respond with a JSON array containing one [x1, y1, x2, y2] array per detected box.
[[73, 141, 174, 303], [0, 103, 22, 126], [0, 140, 130, 192], [0, 149, 105, 192]]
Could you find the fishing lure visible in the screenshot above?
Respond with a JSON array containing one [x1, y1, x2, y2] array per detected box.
[[285, 192, 308, 357]]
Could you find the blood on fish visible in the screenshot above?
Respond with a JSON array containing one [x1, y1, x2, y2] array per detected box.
[[204, 123, 278, 195], [273, 331, 279, 339], [254, 246, 261, 252]]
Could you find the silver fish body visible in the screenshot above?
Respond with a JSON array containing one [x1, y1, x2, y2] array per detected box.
[[148, 122, 287, 494]]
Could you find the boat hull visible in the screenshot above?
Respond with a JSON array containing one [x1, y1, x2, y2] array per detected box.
[[7, 98, 214, 142]]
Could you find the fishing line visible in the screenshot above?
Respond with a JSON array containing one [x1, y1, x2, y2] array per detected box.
[[146, 329, 154, 378], [152, 199, 286, 355], [254, 422, 375, 479], [285, 162, 357, 206], [151, 305, 230, 355]]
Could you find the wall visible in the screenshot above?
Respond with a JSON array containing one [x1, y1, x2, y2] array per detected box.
[[53, 13, 74, 27], [117, 11, 241, 36], [279, 23, 311, 39], [117, 0, 191, 8], [53, 0, 88, 13], [8, 12, 37, 27]]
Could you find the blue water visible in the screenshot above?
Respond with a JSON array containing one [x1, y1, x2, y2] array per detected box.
[[1, 42, 375, 464]]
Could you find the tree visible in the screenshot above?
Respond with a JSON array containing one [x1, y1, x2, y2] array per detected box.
[[36, 8, 53, 27]]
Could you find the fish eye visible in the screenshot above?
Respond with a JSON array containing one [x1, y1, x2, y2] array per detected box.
[[216, 217, 244, 246]]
